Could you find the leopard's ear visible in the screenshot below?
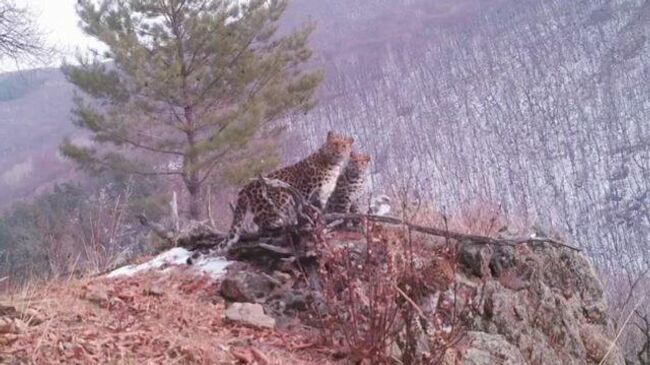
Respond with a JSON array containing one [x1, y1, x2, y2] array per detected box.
[[347, 136, 355, 144], [357, 153, 370, 162], [327, 131, 334, 140]]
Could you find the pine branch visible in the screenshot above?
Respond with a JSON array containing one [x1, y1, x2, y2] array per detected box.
[[114, 133, 185, 156]]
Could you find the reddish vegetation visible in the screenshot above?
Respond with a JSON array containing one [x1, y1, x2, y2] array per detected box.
[[0, 271, 340, 364], [316, 223, 467, 364]]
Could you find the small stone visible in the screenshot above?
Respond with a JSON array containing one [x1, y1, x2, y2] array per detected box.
[[583, 302, 607, 325], [145, 284, 165, 297], [220, 270, 276, 303], [224, 303, 276, 329], [85, 286, 109, 304]]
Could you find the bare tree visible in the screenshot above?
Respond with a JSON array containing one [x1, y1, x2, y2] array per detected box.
[[0, 0, 51, 65]]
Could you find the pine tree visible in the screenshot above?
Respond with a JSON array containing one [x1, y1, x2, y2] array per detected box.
[[61, 0, 322, 219]]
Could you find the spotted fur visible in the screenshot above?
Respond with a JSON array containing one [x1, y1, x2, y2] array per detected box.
[[220, 131, 354, 249], [325, 151, 371, 214]]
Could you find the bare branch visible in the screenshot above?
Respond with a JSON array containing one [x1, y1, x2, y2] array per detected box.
[[0, 1, 52, 65]]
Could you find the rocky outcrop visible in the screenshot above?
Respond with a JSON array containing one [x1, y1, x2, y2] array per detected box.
[[450, 242, 624, 365], [211, 225, 624, 364]]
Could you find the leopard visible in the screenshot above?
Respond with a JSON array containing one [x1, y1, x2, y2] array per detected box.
[[219, 131, 354, 250], [325, 151, 371, 215]]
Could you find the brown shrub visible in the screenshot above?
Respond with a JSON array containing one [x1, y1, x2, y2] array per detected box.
[[315, 222, 469, 364]]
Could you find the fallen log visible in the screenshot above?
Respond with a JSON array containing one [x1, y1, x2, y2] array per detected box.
[[139, 211, 580, 254], [325, 213, 581, 252]]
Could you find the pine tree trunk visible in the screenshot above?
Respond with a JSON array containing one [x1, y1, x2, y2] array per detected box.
[[184, 155, 203, 220], [188, 180, 202, 220], [184, 105, 203, 221]]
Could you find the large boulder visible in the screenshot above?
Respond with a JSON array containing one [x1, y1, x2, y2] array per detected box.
[[454, 242, 625, 365]]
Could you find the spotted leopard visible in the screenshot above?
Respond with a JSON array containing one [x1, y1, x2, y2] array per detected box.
[[220, 131, 354, 249], [325, 151, 371, 214]]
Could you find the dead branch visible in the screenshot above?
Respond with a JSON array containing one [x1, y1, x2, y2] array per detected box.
[[171, 191, 180, 233], [326, 213, 582, 251], [138, 177, 580, 257], [0, 2, 52, 64], [138, 209, 580, 254]]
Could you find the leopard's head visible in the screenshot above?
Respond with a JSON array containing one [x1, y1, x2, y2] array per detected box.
[[322, 131, 354, 163], [349, 151, 371, 172]]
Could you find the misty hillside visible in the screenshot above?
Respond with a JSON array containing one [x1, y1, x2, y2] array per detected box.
[[0, 69, 77, 208], [0, 0, 648, 274]]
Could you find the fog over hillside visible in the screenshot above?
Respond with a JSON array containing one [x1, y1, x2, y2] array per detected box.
[[0, 0, 648, 273]]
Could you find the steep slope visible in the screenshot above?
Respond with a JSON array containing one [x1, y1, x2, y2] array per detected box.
[[0, 69, 76, 209], [283, 0, 650, 273]]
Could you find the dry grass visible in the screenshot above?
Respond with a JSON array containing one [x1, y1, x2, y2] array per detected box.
[[317, 223, 467, 364], [391, 198, 527, 239], [0, 270, 340, 364], [601, 268, 650, 363]]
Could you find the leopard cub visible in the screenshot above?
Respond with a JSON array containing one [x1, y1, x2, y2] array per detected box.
[[325, 151, 371, 214], [220, 131, 354, 250]]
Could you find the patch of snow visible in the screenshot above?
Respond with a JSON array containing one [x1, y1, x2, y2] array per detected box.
[[107, 247, 231, 279], [191, 256, 233, 280], [369, 194, 392, 216]]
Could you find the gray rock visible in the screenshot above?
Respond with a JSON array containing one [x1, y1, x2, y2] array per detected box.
[[84, 285, 109, 304], [220, 269, 276, 303], [145, 283, 165, 297], [488, 245, 516, 277], [444, 331, 526, 365], [459, 244, 625, 365], [458, 241, 492, 277], [224, 302, 276, 329], [280, 289, 308, 311]]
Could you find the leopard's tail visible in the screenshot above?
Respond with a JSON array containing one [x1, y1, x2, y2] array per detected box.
[[220, 192, 249, 251]]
